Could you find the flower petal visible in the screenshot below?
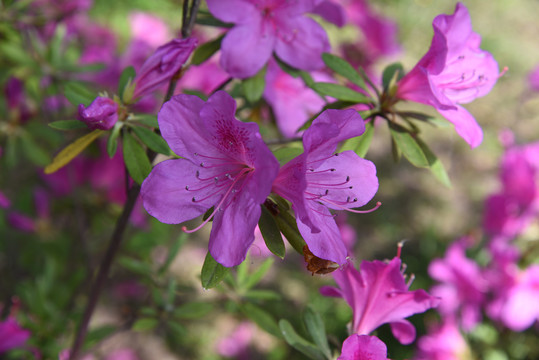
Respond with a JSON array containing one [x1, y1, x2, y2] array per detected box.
[[437, 105, 483, 148], [338, 334, 388, 360], [207, 0, 259, 24], [390, 319, 416, 345]]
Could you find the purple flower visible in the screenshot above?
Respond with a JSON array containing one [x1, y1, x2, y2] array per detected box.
[[0, 318, 30, 354], [272, 109, 379, 264], [396, 2, 501, 148], [141, 91, 280, 267], [263, 59, 330, 138], [215, 322, 254, 359], [415, 319, 469, 360], [207, 0, 330, 79], [77, 97, 118, 130], [132, 37, 197, 100], [428, 237, 488, 331], [338, 334, 388, 360], [529, 65, 539, 92], [321, 257, 439, 344]]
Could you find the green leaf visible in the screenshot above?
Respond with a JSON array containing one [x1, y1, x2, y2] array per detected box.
[[118, 66, 136, 99], [244, 289, 282, 301], [245, 257, 275, 290], [382, 62, 404, 91], [340, 121, 374, 157], [272, 146, 303, 165], [304, 306, 331, 359], [48, 120, 87, 130], [44, 129, 104, 174], [389, 124, 429, 168], [243, 66, 267, 103], [258, 206, 285, 259], [64, 82, 96, 107], [201, 251, 230, 289], [158, 233, 187, 275], [117, 256, 152, 276], [19, 132, 50, 166], [279, 319, 325, 360], [131, 126, 171, 155], [85, 325, 117, 348], [311, 82, 370, 103], [107, 122, 122, 158], [173, 302, 213, 319], [132, 318, 159, 332], [242, 302, 282, 338], [274, 210, 306, 255], [122, 131, 152, 185], [322, 53, 365, 89], [191, 35, 223, 65], [416, 138, 452, 187], [131, 114, 159, 128]]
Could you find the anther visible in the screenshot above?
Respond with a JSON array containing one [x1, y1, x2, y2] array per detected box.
[[185, 185, 189, 190], [345, 176, 350, 182], [200, 162, 204, 167], [191, 197, 196, 202], [330, 168, 336, 172]]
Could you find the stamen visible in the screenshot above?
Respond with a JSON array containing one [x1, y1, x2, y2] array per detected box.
[[321, 200, 382, 214]]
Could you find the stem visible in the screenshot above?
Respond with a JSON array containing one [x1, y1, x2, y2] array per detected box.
[[68, 184, 141, 360]]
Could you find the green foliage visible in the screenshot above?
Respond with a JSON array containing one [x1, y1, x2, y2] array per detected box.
[[122, 130, 152, 185], [200, 251, 230, 289], [191, 35, 223, 65], [258, 206, 286, 259]]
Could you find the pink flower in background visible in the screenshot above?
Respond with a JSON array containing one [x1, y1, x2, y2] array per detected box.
[[0, 318, 31, 354], [312, 0, 346, 27], [338, 334, 388, 360], [396, 2, 500, 148], [272, 109, 378, 264], [483, 141, 539, 239], [528, 65, 539, 91], [105, 349, 139, 360], [215, 322, 254, 359], [207, 0, 330, 78], [77, 97, 118, 130], [132, 37, 197, 100], [263, 59, 330, 138], [321, 257, 439, 344], [141, 91, 279, 267], [129, 12, 171, 49], [415, 319, 469, 360], [428, 238, 488, 331], [6, 189, 50, 233]]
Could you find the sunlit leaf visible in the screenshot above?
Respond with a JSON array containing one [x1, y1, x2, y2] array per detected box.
[[44, 130, 104, 174]]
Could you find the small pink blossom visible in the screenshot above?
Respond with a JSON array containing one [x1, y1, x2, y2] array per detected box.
[[321, 257, 439, 344], [528, 65, 539, 92], [77, 97, 118, 130], [338, 334, 388, 360], [415, 319, 469, 360], [0, 318, 31, 354], [396, 3, 500, 148], [215, 322, 254, 359]]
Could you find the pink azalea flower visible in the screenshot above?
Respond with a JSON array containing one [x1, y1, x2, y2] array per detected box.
[[321, 257, 439, 344], [77, 97, 118, 130], [428, 237, 488, 331], [263, 59, 330, 138], [0, 317, 31, 354], [528, 65, 539, 92], [105, 349, 139, 360], [396, 2, 500, 148], [207, 0, 330, 78], [483, 141, 539, 239], [132, 37, 198, 100], [338, 334, 388, 360], [128, 12, 171, 49], [487, 265, 539, 331], [215, 322, 254, 359], [272, 109, 379, 264], [415, 318, 469, 360], [141, 91, 280, 267]]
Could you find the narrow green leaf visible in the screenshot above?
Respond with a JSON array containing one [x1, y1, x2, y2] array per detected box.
[[64, 82, 96, 107], [311, 82, 370, 103], [132, 318, 158, 332], [174, 302, 214, 319], [118, 66, 136, 99], [236, 257, 249, 289], [48, 120, 87, 130], [272, 146, 303, 165], [304, 306, 331, 359], [245, 257, 275, 290], [85, 325, 117, 348], [158, 233, 187, 275], [44, 129, 103, 174], [131, 114, 159, 128], [243, 66, 267, 103], [19, 132, 50, 166], [340, 121, 374, 157], [279, 319, 325, 360], [416, 138, 452, 187], [389, 125, 429, 168], [242, 303, 282, 338], [107, 122, 122, 158], [244, 289, 281, 301], [191, 35, 223, 65], [117, 256, 152, 276], [274, 210, 306, 255], [131, 126, 171, 155], [322, 52, 365, 89], [122, 131, 152, 185], [299, 71, 315, 88], [258, 206, 285, 259], [201, 251, 230, 289], [382, 62, 404, 91]]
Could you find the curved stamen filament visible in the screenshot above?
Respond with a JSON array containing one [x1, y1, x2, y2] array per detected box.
[[306, 153, 339, 166], [182, 167, 254, 233], [321, 199, 382, 214]]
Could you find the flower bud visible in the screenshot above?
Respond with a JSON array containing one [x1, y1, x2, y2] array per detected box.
[[77, 96, 118, 130], [132, 37, 197, 100]]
